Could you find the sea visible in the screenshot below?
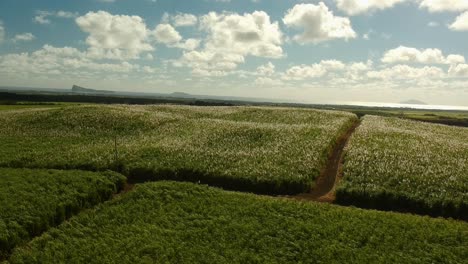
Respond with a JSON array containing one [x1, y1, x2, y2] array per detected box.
[[333, 101, 468, 111]]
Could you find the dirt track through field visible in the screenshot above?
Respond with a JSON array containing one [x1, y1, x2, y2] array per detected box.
[[286, 120, 361, 203], [113, 183, 135, 198]]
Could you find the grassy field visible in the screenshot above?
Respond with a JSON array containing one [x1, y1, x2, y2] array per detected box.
[[0, 105, 357, 194], [335, 107, 468, 127], [8, 182, 468, 264], [337, 115, 468, 220], [0, 105, 59, 111], [0, 168, 125, 259]]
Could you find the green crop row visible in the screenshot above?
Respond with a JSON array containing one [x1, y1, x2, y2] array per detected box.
[[0, 105, 357, 194], [337, 115, 468, 220], [8, 182, 468, 263], [0, 168, 125, 259]]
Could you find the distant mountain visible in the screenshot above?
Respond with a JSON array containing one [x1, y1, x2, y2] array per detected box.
[[400, 99, 427, 105], [0, 85, 288, 104], [72, 85, 114, 94], [169, 92, 193, 98]]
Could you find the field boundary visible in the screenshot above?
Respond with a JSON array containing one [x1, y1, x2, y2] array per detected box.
[[335, 188, 468, 221], [286, 119, 361, 202], [335, 115, 468, 221]]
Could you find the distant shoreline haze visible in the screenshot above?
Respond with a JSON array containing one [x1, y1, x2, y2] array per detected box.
[[1, 86, 468, 111], [336, 101, 468, 111]]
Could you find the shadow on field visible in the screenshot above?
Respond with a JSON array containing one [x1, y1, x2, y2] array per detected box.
[[125, 167, 309, 196], [335, 189, 468, 221]]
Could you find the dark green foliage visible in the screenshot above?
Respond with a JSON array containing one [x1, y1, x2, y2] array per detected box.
[[0, 168, 125, 259], [335, 188, 468, 221], [8, 182, 468, 263], [0, 105, 357, 195], [337, 116, 468, 220]]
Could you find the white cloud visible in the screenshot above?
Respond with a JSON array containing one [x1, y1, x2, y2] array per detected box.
[[34, 11, 51, 24], [76, 11, 154, 60], [0, 45, 145, 77], [170, 13, 198, 27], [254, 76, 283, 87], [174, 39, 201, 50], [0, 21, 5, 43], [175, 10, 283, 77], [283, 3, 356, 44], [200, 11, 284, 58], [154, 24, 182, 44], [343, 61, 373, 81], [284, 64, 327, 80], [419, 0, 468, 13], [449, 11, 468, 31], [173, 13, 198, 27], [56, 11, 79, 18], [448, 63, 468, 77], [367, 65, 445, 79], [34, 10, 78, 25], [446, 54, 466, 64], [176, 50, 244, 73], [256, 62, 275, 76], [381, 46, 465, 64], [13, 33, 35, 42], [153, 24, 200, 50], [283, 60, 346, 80], [334, 0, 409, 15]]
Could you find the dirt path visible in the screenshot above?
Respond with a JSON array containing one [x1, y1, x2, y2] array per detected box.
[[286, 120, 360, 203], [112, 183, 135, 198]]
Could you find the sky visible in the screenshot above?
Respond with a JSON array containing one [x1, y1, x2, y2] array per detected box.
[[0, 0, 467, 106]]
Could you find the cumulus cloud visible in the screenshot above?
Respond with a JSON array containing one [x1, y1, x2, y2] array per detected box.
[[419, 0, 468, 13], [162, 13, 198, 27], [367, 65, 445, 79], [175, 10, 283, 76], [334, 0, 409, 15], [381, 46, 466, 64], [34, 10, 79, 25], [175, 39, 201, 50], [254, 76, 283, 87], [154, 24, 182, 44], [449, 11, 468, 31], [175, 50, 245, 76], [12, 33, 35, 42], [283, 3, 356, 44], [256, 62, 275, 76], [0, 21, 5, 43], [0, 45, 149, 78], [200, 11, 283, 58], [283, 60, 347, 80], [448, 63, 468, 77], [153, 24, 200, 50], [76, 11, 154, 60]]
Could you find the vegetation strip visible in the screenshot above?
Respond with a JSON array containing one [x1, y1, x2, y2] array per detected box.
[[0, 168, 125, 260], [0, 105, 357, 195], [8, 182, 468, 263], [337, 115, 468, 220]]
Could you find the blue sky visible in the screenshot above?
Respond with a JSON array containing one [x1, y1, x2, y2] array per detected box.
[[0, 0, 467, 106]]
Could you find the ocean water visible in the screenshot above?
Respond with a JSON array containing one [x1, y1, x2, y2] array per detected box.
[[334, 101, 468, 111]]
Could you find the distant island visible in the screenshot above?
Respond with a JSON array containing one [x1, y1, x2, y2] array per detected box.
[[72, 85, 115, 95], [400, 100, 427, 105]]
